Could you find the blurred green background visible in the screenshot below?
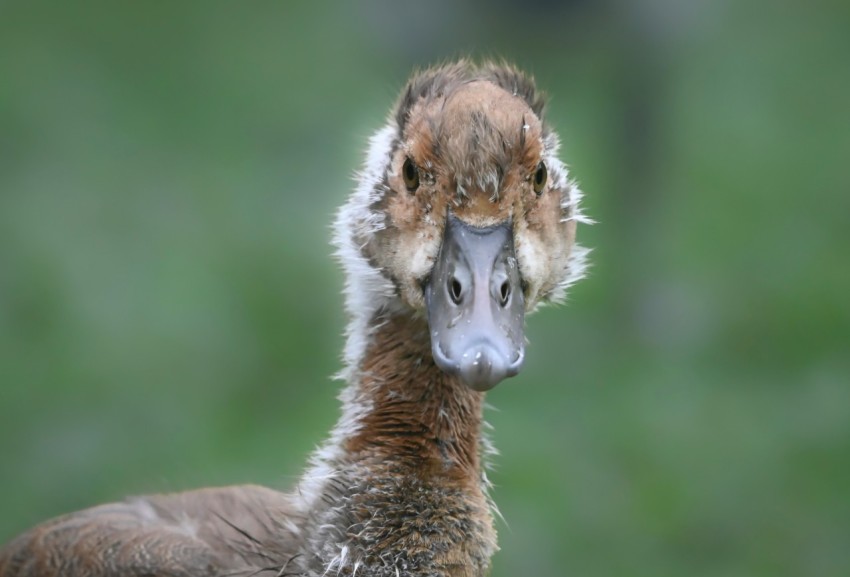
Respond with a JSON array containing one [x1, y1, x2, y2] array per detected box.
[[1, 1, 848, 576]]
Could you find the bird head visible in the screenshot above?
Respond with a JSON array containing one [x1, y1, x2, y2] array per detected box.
[[335, 61, 589, 391]]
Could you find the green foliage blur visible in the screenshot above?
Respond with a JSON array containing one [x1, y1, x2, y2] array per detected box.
[[1, 1, 848, 575]]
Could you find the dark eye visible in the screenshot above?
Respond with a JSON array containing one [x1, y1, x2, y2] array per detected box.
[[402, 157, 419, 192], [533, 161, 547, 195]]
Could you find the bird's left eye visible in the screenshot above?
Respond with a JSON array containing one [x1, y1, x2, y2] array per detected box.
[[402, 157, 420, 192], [533, 161, 547, 195]]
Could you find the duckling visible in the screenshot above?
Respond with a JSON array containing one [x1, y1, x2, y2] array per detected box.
[[0, 60, 589, 577]]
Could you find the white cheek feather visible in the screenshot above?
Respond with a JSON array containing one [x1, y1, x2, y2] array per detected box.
[[558, 243, 591, 299], [548, 145, 592, 302], [522, 134, 592, 307], [543, 133, 594, 226], [409, 241, 436, 280], [332, 123, 399, 381], [514, 224, 548, 307], [395, 229, 440, 286]]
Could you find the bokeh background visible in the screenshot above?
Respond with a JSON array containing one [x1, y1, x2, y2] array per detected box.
[[1, 1, 848, 576]]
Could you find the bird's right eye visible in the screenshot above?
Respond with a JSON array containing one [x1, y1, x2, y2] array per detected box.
[[402, 157, 420, 192], [533, 161, 547, 195]]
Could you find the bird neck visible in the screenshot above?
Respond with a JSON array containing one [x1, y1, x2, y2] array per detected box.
[[296, 310, 497, 576], [344, 311, 486, 479]]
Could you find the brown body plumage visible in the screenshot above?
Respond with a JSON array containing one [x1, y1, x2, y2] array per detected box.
[[0, 60, 588, 577]]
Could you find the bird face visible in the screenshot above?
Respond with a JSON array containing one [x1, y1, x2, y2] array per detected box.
[[336, 62, 587, 391]]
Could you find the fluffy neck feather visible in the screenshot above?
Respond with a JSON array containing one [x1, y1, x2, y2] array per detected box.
[[295, 311, 497, 576]]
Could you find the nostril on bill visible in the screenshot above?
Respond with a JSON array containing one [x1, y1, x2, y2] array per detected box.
[[449, 276, 463, 305], [499, 280, 510, 307]]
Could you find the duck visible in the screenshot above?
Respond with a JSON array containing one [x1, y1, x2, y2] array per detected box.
[[0, 60, 589, 577]]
